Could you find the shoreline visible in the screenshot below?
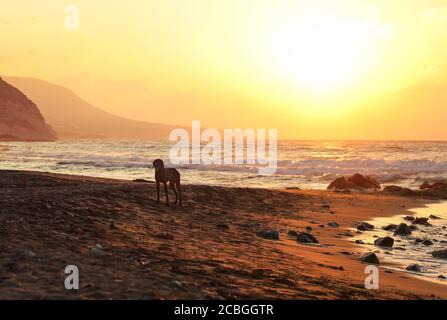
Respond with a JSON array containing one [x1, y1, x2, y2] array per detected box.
[[0, 169, 446, 299]]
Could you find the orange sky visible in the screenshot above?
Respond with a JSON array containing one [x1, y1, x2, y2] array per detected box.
[[1, 0, 447, 139]]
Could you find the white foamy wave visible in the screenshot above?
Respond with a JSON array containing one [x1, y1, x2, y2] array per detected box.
[[2, 140, 447, 189]]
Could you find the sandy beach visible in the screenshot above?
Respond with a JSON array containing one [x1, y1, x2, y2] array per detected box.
[[0, 169, 446, 300]]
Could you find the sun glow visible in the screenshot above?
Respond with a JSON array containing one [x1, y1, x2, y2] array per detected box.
[[264, 13, 392, 94]]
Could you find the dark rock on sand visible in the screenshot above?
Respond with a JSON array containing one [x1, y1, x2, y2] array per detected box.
[[328, 221, 340, 228], [432, 249, 447, 259], [412, 217, 431, 226], [296, 233, 319, 244], [357, 222, 374, 231], [429, 214, 442, 220], [394, 223, 412, 236], [287, 230, 298, 237], [406, 264, 421, 272], [404, 216, 415, 221], [422, 239, 433, 246], [419, 181, 447, 199], [360, 252, 380, 265], [355, 240, 365, 244], [327, 174, 380, 190], [383, 186, 417, 197], [382, 224, 398, 231], [374, 236, 394, 248], [257, 230, 280, 240], [414, 238, 423, 243]]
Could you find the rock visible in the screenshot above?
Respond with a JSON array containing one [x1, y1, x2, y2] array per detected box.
[[420, 181, 431, 190], [360, 252, 380, 265], [414, 238, 423, 243], [412, 217, 431, 226], [374, 236, 394, 248], [432, 249, 447, 259], [296, 232, 319, 244], [328, 177, 354, 190], [429, 214, 442, 220], [256, 230, 279, 240], [406, 264, 421, 272], [287, 230, 298, 237], [306, 226, 313, 232], [355, 240, 365, 244], [383, 186, 417, 197], [216, 223, 230, 230], [439, 275, 446, 279], [357, 222, 374, 231], [285, 187, 301, 190], [394, 223, 412, 236], [327, 174, 380, 190], [347, 173, 381, 189], [422, 239, 433, 246], [404, 216, 415, 221], [419, 181, 447, 199], [171, 280, 183, 289], [382, 224, 398, 231], [328, 221, 340, 228], [321, 204, 330, 208]]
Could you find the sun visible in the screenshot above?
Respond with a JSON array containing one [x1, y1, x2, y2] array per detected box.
[[265, 18, 373, 93]]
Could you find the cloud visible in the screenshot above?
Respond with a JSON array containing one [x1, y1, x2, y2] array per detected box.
[[421, 6, 447, 26]]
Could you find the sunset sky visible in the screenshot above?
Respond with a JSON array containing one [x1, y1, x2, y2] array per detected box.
[[1, 0, 447, 139]]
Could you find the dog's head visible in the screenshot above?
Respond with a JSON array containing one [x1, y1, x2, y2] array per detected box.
[[152, 159, 165, 170]]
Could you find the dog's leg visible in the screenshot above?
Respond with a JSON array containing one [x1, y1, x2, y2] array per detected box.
[[164, 182, 169, 206], [156, 181, 160, 204], [177, 181, 182, 206], [170, 181, 178, 204]]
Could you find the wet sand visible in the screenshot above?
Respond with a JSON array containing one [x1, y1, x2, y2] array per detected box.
[[0, 170, 445, 299]]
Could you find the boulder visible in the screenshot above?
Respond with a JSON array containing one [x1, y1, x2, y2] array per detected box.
[[383, 186, 417, 197], [296, 233, 319, 244], [382, 224, 398, 231], [328, 221, 340, 228], [419, 181, 447, 199], [394, 223, 412, 236], [432, 249, 447, 259], [347, 173, 381, 189], [412, 217, 431, 226], [287, 230, 298, 237], [327, 174, 380, 190], [256, 230, 279, 240], [360, 252, 380, 265], [406, 264, 421, 272], [327, 177, 356, 190], [374, 237, 394, 248], [357, 222, 374, 231]]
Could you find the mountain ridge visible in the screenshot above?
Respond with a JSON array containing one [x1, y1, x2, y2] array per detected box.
[[4, 76, 184, 140]]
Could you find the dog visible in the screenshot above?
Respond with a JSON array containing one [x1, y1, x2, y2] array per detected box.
[[152, 159, 182, 206]]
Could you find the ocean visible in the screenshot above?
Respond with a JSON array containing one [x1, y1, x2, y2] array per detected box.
[[1, 140, 447, 189]]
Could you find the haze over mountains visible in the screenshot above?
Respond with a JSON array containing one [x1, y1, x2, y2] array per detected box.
[[5, 76, 182, 140], [0, 77, 56, 141]]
